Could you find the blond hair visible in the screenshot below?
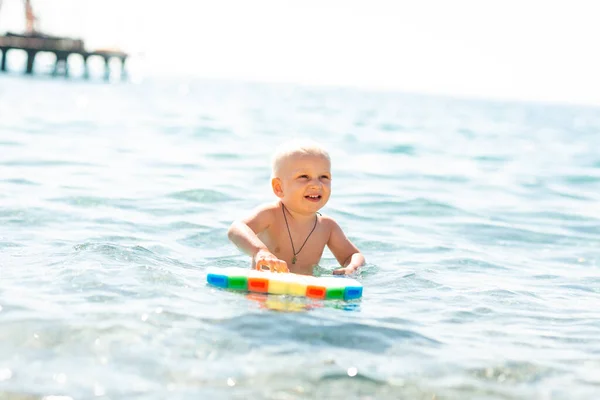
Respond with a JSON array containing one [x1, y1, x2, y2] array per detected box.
[[271, 139, 330, 178]]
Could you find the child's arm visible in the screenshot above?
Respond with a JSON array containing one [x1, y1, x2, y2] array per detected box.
[[326, 219, 365, 275], [227, 206, 289, 272]]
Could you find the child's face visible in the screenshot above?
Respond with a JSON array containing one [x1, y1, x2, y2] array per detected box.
[[273, 153, 331, 214]]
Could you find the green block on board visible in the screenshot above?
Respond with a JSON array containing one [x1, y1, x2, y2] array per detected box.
[[228, 276, 248, 290], [326, 287, 345, 300]]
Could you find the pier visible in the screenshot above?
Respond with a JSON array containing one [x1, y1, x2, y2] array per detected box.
[[0, 32, 128, 80], [0, 0, 128, 80]]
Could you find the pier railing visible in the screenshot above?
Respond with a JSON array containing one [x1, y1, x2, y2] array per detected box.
[[0, 34, 85, 52]]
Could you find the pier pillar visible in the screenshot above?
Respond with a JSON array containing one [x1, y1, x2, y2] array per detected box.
[[53, 52, 69, 77], [0, 48, 6, 72], [120, 56, 127, 80], [25, 50, 37, 74], [103, 56, 110, 81], [82, 54, 90, 79]]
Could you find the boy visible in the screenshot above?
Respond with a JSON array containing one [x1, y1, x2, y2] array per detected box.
[[227, 140, 365, 276]]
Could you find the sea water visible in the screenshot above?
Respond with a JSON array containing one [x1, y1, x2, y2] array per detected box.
[[1, 73, 599, 399]]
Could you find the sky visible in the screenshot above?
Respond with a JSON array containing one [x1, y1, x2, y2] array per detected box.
[[1, 0, 600, 106]]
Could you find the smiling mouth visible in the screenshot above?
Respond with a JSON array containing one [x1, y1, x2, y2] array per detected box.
[[305, 194, 322, 201]]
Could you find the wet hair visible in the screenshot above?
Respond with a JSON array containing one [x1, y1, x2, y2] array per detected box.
[[271, 139, 331, 178]]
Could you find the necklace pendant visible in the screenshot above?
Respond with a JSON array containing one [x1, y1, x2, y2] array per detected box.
[[292, 255, 297, 264]]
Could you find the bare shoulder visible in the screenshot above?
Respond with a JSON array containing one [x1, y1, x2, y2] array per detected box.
[[241, 202, 279, 231], [318, 214, 343, 234], [247, 201, 280, 215]]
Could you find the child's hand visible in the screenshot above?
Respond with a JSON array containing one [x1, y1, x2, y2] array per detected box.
[[332, 264, 359, 275], [253, 250, 289, 273]]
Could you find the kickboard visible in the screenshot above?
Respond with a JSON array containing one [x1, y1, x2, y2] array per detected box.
[[206, 267, 363, 300]]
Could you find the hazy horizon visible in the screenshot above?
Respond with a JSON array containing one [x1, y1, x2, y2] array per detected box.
[[1, 0, 599, 106]]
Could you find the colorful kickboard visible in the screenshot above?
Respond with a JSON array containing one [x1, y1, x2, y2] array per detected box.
[[206, 267, 363, 300]]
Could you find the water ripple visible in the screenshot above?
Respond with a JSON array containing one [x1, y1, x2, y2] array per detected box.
[[167, 188, 236, 203]]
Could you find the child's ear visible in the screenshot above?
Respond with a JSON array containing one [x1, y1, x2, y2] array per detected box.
[[271, 177, 284, 198]]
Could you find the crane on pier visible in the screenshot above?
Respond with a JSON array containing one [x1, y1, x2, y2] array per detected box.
[[24, 0, 39, 34], [0, 0, 39, 35]]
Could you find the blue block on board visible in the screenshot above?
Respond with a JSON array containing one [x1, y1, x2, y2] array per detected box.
[[344, 286, 363, 301], [207, 273, 228, 288]]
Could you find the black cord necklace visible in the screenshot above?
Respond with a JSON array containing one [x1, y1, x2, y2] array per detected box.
[[281, 202, 320, 264]]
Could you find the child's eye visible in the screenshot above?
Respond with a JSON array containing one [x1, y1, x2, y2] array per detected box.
[[298, 175, 309, 179], [320, 175, 330, 180]]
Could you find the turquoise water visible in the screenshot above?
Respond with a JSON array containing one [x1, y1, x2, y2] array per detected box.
[[1, 74, 599, 399]]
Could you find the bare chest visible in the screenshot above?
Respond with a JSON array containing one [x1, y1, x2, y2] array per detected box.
[[259, 216, 329, 275]]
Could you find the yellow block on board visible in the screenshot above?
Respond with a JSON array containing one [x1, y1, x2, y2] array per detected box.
[[288, 275, 315, 296], [267, 275, 289, 295], [287, 281, 308, 296], [268, 273, 310, 296]]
